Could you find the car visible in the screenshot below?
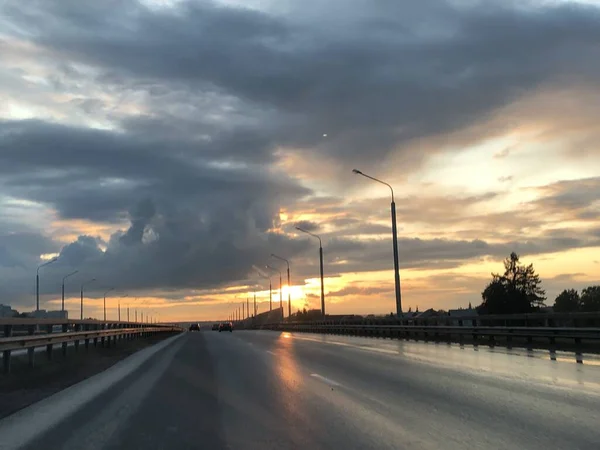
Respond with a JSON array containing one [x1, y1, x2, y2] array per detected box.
[[219, 322, 233, 332], [189, 323, 200, 331], [211, 323, 219, 331]]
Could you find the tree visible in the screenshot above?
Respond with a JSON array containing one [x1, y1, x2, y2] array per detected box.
[[580, 286, 600, 312], [553, 289, 580, 313], [478, 252, 546, 314]]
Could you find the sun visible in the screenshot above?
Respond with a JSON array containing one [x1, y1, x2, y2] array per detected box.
[[281, 285, 306, 309]]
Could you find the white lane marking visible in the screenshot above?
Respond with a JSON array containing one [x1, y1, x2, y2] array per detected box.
[[266, 350, 276, 355], [310, 373, 341, 387], [0, 333, 185, 450], [357, 346, 399, 355]]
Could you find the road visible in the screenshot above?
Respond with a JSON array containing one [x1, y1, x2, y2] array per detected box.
[[2, 330, 600, 449]]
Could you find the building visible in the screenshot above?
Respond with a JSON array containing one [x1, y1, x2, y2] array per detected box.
[[448, 308, 478, 326], [25, 309, 68, 319], [0, 304, 18, 317]]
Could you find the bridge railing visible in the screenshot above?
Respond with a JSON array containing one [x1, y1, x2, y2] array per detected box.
[[260, 321, 600, 352], [0, 318, 183, 374]]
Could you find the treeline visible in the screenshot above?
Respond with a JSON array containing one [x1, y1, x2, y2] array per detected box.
[[478, 252, 600, 315], [553, 287, 600, 313]]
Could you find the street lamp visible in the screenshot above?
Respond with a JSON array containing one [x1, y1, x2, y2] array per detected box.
[[119, 294, 128, 321], [61, 270, 78, 314], [266, 265, 283, 315], [352, 169, 402, 316], [36, 257, 58, 312], [103, 287, 114, 321], [80, 278, 96, 320], [271, 254, 291, 318], [257, 270, 272, 311], [296, 227, 326, 317]]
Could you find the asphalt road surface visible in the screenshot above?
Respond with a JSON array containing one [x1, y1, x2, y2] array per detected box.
[[3, 330, 600, 450]]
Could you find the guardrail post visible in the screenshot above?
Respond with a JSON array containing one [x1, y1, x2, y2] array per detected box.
[[93, 324, 98, 347], [106, 324, 112, 348], [62, 323, 69, 357], [74, 324, 80, 352], [101, 323, 106, 348], [46, 325, 53, 361], [3, 325, 13, 374], [84, 324, 90, 350], [28, 325, 35, 368]]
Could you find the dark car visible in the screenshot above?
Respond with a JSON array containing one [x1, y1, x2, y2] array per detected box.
[[189, 323, 200, 331], [219, 322, 233, 332], [211, 323, 219, 331]]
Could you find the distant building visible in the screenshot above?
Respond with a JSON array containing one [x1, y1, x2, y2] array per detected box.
[[25, 309, 68, 319], [0, 304, 18, 317], [414, 308, 439, 319], [448, 308, 478, 326]]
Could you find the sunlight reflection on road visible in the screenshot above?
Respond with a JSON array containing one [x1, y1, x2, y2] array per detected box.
[[285, 332, 600, 394]]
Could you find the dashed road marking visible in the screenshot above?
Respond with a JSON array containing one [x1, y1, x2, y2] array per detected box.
[[310, 373, 341, 387]]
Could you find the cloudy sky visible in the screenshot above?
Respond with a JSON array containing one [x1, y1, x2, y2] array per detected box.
[[1, 0, 599, 321]]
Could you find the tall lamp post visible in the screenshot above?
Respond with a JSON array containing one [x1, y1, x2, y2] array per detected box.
[[80, 278, 96, 320], [257, 271, 272, 311], [61, 270, 78, 314], [352, 169, 402, 316], [103, 287, 114, 321], [271, 254, 291, 318], [266, 265, 283, 317], [37, 257, 58, 312], [119, 294, 128, 321], [296, 227, 325, 317]]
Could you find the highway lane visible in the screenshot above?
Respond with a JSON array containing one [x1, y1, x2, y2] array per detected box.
[[3, 329, 600, 449]]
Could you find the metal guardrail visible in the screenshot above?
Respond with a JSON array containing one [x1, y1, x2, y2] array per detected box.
[[1, 319, 183, 374], [301, 311, 600, 328], [262, 322, 600, 350]]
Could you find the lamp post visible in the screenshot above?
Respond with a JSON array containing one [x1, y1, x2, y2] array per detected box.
[[80, 278, 96, 320], [119, 294, 128, 321], [103, 288, 114, 321], [37, 257, 58, 312], [271, 254, 291, 318], [296, 227, 325, 317], [352, 169, 402, 316], [61, 270, 78, 314], [266, 265, 283, 316], [257, 271, 272, 311], [253, 290, 257, 317]]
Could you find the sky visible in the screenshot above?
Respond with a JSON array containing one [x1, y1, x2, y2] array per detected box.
[[0, 0, 599, 321]]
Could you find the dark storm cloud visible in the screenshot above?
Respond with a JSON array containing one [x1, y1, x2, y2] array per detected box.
[[529, 177, 600, 221], [0, 119, 309, 223], [2, 0, 600, 310], [3, 0, 600, 167], [0, 232, 59, 269], [0, 117, 313, 304]]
